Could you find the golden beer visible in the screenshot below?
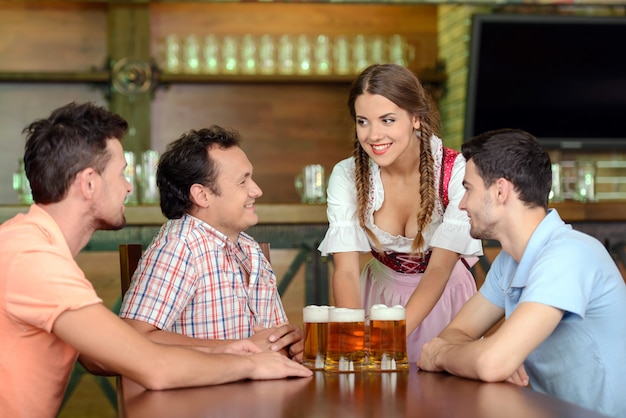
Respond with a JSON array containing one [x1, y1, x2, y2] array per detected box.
[[368, 304, 409, 371], [302, 305, 331, 370], [325, 308, 366, 372]]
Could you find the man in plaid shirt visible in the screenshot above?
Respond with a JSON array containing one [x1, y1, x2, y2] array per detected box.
[[120, 126, 303, 361]]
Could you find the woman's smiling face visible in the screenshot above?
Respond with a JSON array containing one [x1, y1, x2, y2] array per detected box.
[[354, 92, 420, 167]]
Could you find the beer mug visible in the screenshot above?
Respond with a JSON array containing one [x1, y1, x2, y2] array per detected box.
[[368, 304, 409, 371], [294, 164, 326, 204], [202, 34, 220, 75], [182, 34, 201, 74], [369, 35, 388, 65], [258, 34, 276, 75], [12, 158, 33, 204], [549, 163, 562, 203], [332, 35, 350, 75], [302, 305, 332, 370], [296, 34, 312, 75], [240, 33, 257, 75], [576, 161, 596, 202], [388, 34, 415, 68], [221, 35, 239, 74], [123, 151, 138, 205], [138, 150, 160, 205], [325, 308, 366, 372], [164, 34, 181, 74], [278, 34, 295, 75], [352, 34, 368, 74], [313, 34, 331, 75]]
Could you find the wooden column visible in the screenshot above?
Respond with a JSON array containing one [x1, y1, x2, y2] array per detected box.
[[107, 2, 152, 156]]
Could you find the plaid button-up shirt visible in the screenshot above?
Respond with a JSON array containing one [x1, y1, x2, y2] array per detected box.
[[120, 214, 288, 339]]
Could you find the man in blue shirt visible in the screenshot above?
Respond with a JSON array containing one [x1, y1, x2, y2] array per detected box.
[[418, 128, 626, 417]]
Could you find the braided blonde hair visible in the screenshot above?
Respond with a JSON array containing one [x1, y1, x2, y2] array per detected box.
[[347, 64, 442, 254]]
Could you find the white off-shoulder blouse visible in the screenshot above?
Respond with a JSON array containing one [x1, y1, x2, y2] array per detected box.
[[318, 135, 483, 258]]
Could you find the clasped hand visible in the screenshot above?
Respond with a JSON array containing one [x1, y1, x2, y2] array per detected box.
[[251, 324, 304, 362]]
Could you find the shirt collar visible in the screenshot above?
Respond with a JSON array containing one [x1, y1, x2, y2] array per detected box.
[[510, 208, 567, 288]]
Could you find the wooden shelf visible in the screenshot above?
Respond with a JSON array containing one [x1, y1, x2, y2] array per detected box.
[[0, 71, 109, 83], [0, 70, 444, 86], [2, 201, 626, 227], [0, 204, 329, 226], [158, 70, 446, 85]]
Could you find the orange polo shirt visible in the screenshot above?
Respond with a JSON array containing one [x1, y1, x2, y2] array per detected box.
[[0, 205, 102, 418]]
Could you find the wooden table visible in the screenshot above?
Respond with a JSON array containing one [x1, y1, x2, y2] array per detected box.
[[117, 365, 604, 418]]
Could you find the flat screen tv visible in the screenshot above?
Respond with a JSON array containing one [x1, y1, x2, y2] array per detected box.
[[464, 14, 626, 150]]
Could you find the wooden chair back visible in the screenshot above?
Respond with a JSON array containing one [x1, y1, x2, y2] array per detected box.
[[259, 241, 271, 263], [119, 243, 143, 296], [118, 242, 271, 296]]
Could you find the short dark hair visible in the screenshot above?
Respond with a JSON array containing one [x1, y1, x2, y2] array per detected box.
[[461, 128, 552, 209], [157, 126, 241, 219], [23, 102, 128, 204]]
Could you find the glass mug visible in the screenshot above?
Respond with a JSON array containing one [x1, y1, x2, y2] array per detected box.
[[325, 308, 366, 372], [369, 34, 387, 65], [368, 304, 409, 371], [258, 34, 276, 75], [164, 34, 181, 74], [240, 34, 257, 75], [278, 34, 295, 75], [294, 164, 326, 204], [221, 35, 239, 74], [576, 161, 596, 202], [388, 34, 415, 68], [12, 158, 33, 205], [123, 151, 139, 205], [202, 34, 220, 75], [296, 34, 312, 75], [332, 35, 350, 75], [352, 34, 368, 74], [302, 305, 332, 370], [313, 34, 331, 75], [137, 150, 160, 205], [182, 34, 201, 74]]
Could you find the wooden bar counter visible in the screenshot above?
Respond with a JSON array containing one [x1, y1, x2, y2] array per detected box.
[[3, 201, 626, 226], [117, 365, 605, 418]]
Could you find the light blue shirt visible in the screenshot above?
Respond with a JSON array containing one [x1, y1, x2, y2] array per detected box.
[[481, 209, 626, 417]]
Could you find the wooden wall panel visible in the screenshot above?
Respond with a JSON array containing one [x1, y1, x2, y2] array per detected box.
[[0, 0, 107, 72], [151, 82, 355, 203]]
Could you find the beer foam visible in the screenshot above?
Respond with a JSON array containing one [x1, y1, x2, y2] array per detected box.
[[329, 307, 365, 322], [369, 304, 405, 321], [303, 305, 332, 322]]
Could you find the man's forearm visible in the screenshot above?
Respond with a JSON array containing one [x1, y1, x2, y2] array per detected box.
[[143, 328, 233, 347]]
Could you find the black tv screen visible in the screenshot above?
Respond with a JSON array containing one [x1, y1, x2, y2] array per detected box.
[[465, 14, 626, 150]]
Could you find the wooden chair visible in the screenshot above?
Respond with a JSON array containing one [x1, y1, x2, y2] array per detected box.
[[119, 244, 143, 296], [118, 242, 271, 296], [259, 241, 271, 263]]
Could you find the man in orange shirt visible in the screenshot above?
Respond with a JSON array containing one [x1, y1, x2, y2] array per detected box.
[[0, 102, 311, 418]]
